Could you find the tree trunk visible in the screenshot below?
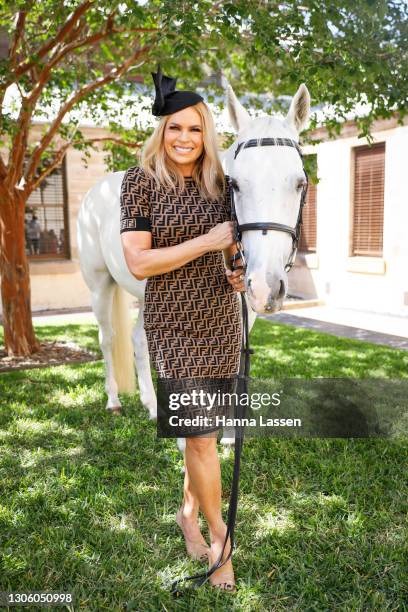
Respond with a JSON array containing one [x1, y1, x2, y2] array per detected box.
[[0, 189, 40, 356]]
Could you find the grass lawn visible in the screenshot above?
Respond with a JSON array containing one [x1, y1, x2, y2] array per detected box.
[[0, 318, 407, 611]]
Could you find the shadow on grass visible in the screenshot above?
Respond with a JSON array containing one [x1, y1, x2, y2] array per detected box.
[[0, 323, 101, 356]]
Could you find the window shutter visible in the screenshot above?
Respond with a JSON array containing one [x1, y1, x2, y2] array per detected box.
[[26, 165, 65, 208], [25, 156, 69, 259], [299, 175, 317, 253], [352, 143, 385, 257]]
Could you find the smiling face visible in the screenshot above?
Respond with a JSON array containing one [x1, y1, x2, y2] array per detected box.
[[163, 106, 204, 176]]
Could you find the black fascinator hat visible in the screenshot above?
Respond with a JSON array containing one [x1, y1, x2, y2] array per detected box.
[[151, 64, 204, 116]]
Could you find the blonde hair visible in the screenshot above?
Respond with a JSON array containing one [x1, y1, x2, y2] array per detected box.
[[140, 101, 226, 201]]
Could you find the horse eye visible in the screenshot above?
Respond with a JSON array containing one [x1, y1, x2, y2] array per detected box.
[[296, 179, 307, 191]]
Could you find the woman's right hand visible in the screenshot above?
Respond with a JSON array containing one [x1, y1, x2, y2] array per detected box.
[[204, 222, 235, 251]]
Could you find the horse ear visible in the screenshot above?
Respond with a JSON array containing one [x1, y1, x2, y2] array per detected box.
[[284, 84, 311, 134], [221, 75, 251, 133]]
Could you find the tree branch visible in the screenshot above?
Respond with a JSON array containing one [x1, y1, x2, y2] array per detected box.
[[7, 93, 31, 189], [13, 1, 93, 81], [25, 143, 70, 195], [7, 15, 157, 182], [10, 2, 158, 86], [24, 44, 152, 186], [42, 25, 158, 78], [0, 153, 8, 181], [26, 135, 142, 195], [77, 137, 143, 148], [7, 26, 110, 182], [63, 21, 87, 46], [9, 11, 27, 67]]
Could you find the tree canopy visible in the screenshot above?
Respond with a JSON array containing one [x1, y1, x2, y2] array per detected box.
[[1, 0, 407, 180]]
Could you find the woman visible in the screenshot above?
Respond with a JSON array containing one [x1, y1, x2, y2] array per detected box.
[[120, 66, 244, 591]]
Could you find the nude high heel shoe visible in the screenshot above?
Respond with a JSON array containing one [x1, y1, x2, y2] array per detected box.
[[207, 535, 236, 592], [176, 507, 210, 562]]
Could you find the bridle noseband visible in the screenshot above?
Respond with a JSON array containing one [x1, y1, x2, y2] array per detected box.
[[230, 137, 309, 273]]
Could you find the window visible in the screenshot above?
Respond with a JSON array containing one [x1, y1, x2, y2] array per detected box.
[[299, 155, 317, 253], [25, 156, 70, 260], [351, 143, 385, 257]]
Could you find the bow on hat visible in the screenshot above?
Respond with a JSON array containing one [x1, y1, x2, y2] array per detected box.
[[151, 64, 177, 116], [150, 63, 204, 117]]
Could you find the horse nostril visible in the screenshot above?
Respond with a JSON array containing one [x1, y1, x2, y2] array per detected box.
[[278, 280, 285, 300], [247, 277, 252, 287]]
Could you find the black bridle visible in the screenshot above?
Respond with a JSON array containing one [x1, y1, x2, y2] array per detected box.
[[171, 137, 308, 597], [230, 137, 309, 273]]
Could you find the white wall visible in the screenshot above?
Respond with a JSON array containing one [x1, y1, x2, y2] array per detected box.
[[289, 124, 408, 316]]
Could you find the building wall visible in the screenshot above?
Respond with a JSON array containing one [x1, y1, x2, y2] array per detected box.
[[289, 122, 408, 316]]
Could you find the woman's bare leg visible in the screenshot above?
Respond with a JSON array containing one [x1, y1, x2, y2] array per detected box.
[[184, 435, 235, 588], [176, 457, 209, 559]]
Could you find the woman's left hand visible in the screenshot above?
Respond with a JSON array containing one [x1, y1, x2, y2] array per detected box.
[[226, 267, 245, 292]]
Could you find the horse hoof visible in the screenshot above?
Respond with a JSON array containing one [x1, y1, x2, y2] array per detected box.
[[220, 437, 235, 447], [107, 406, 122, 416], [143, 402, 157, 420]]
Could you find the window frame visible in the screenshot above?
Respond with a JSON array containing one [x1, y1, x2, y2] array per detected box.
[[298, 154, 318, 254], [25, 155, 71, 261], [349, 142, 385, 258]]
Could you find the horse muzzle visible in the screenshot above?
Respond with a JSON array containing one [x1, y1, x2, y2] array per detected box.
[[245, 271, 286, 314]]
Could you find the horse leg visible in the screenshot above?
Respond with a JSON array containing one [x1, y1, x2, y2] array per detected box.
[[90, 273, 122, 413], [131, 304, 157, 419]]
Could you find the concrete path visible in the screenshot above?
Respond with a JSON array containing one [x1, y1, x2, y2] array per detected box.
[[277, 305, 408, 338], [30, 307, 138, 326], [263, 306, 408, 350]]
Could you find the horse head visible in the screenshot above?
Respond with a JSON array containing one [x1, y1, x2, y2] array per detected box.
[[223, 79, 311, 314]]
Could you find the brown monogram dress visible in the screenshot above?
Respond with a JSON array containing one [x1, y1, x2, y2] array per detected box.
[[120, 166, 241, 435]]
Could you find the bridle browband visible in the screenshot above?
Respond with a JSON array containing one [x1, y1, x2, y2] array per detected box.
[[230, 136, 309, 273]]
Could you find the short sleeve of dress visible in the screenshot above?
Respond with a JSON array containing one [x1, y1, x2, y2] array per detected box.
[[120, 166, 152, 234]]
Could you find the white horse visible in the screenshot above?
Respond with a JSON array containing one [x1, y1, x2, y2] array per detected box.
[[76, 80, 310, 420]]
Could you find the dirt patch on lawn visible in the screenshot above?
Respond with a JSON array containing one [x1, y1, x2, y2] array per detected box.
[[0, 340, 101, 372]]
